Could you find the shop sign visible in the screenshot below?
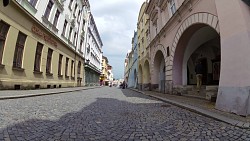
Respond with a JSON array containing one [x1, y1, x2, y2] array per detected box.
[[31, 25, 57, 47]]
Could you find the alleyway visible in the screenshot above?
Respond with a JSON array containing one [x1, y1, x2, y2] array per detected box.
[[0, 87, 249, 141]]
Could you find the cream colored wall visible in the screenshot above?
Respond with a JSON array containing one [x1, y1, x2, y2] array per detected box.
[[0, 3, 84, 89]]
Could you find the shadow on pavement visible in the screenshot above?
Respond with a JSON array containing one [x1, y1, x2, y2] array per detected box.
[[0, 94, 246, 140], [119, 88, 157, 101]]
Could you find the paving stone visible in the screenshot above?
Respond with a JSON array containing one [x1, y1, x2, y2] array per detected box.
[[0, 87, 247, 140]]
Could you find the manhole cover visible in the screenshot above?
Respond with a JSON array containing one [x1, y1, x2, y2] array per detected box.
[[161, 104, 171, 108]]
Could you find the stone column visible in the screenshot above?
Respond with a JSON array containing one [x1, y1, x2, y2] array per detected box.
[[215, 0, 250, 116]]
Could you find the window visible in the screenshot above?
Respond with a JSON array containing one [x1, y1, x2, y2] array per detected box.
[[69, 0, 73, 9], [0, 21, 10, 64], [58, 54, 63, 75], [167, 47, 170, 57], [169, 0, 176, 15], [79, 39, 83, 52], [34, 42, 43, 72], [46, 48, 53, 73], [77, 61, 81, 75], [69, 27, 73, 41], [77, 10, 81, 22], [73, 4, 77, 16], [71, 60, 74, 77], [53, 9, 60, 27], [62, 20, 67, 36], [29, 0, 38, 7], [74, 32, 77, 46], [65, 57, 69, 76], [13, 32, 27, 68], [44, 0, 54, 19]]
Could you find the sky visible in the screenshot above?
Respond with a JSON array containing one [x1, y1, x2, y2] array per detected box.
[[89, 0, 145, 79]]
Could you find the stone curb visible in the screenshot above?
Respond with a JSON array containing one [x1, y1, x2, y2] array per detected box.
[[0, 86, 101, 100], [129, 88, 250, 129]]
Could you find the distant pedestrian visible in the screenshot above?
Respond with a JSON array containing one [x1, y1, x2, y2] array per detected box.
[[195, 61, 203, 92]]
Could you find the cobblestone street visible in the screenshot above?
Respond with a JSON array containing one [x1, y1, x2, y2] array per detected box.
[[0, 87, 249, 141]]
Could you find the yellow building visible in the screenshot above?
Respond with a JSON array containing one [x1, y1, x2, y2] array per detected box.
[[137, 2, 151, 91], [100, 55, 108, 85], [0, 1, 84, 89]]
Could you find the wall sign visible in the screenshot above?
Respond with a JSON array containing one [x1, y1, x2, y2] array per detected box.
[[31, 25, 57, 47]]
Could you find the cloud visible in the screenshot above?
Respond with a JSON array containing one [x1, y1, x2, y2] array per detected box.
[[89, 0, 145, 79]]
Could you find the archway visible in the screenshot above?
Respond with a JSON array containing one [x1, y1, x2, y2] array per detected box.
[[173, 24, 220, 87], [138, 65, 143, 90], [152, 50, 165, 92], [143, 60, 150, 90], [133, 69, 137, 88]]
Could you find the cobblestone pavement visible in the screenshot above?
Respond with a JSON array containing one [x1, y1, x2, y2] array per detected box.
[[0, 87, 249, 141]]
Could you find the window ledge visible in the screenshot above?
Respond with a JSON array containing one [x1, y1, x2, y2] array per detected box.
[[0, 64, 5, 69], [46, 72, 53, 76], [33, 70, 43, 74], [12, 67, 25, 71], [78, 49, 83, 54]]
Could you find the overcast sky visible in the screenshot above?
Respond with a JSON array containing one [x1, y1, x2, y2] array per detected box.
[[89, 0, 145, 79]]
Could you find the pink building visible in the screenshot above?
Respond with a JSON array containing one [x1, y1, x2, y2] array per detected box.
[[143, 0, 250, 116]]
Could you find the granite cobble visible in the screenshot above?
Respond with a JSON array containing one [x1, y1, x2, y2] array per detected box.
[[0, 87, 249, 140]]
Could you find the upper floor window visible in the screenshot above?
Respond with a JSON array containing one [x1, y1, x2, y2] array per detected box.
[[74, 32, 77, 46], [80, 39, 83, 52], [62, 20, 67, 36], [13, 32, 27, 68], [69, 27, 73, 41], [169, 0, 176, 15], [73, 4, 78, 17], [53, 9, 60, 27], [29, 0, 38, 7], [77, 10, 81, 22], [44, 0, 54, 19], [0, 21, 10, 64], [69, 0, 73, 9]]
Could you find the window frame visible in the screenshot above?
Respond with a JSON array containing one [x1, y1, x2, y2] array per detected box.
[[65, 57, 69, 76], [0, 21, 10, 64], [13, 32, 27, 68], [53, 9, 60, 27], [46, 48, 53, 74], [44, 0, 54, 19], [34, 42, 43, 72], [58, 54, 63, 75]]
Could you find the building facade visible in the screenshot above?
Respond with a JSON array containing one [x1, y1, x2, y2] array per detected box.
[[137, 1, 150, 91], [139, 0, 250, 116], [0, 0, 102, 89], [127, 32, 138, 88], [84, 13, 103, 86]]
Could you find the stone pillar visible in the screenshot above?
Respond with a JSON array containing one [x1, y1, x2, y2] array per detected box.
[[215, 0, 250, 116]]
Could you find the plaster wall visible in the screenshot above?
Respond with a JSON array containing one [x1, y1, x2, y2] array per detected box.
[[215, 0, 250, 115]]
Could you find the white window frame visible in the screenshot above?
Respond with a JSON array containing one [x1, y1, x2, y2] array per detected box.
[[169, 0, 177, 16]]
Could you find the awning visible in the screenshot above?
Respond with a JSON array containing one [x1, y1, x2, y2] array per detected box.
[[242, 0, 250, 6]]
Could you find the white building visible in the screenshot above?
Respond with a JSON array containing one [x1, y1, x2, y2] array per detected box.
[[84, 13, 103, 86], [15, 0, 103, 87]]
